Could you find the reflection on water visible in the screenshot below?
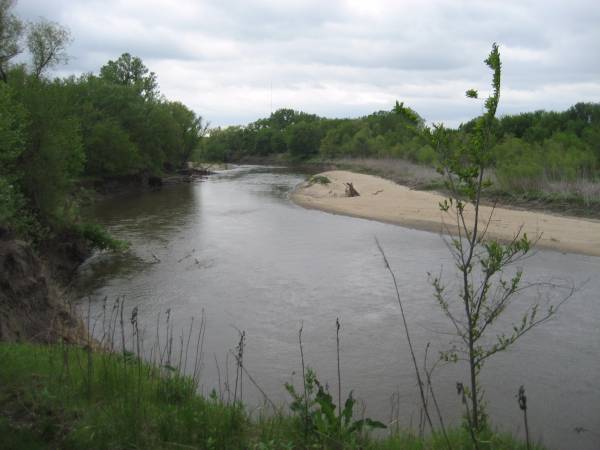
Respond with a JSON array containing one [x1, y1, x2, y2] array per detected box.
[[75, 166, 600, 450]]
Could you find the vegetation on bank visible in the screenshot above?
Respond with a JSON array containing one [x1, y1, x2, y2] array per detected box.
[[0, 342, 542, 450], [199, 102, 600, 214], [1, 1, 206, 247]]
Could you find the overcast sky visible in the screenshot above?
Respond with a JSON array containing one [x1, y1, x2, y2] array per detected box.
[[13, 0, 600, 127]]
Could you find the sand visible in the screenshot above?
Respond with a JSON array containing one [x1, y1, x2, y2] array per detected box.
[[291, 170, 600, 257]]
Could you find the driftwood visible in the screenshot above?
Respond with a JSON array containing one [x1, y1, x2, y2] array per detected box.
[[345, 182, 360, 197]]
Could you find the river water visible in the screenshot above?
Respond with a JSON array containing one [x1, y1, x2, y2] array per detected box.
[[75, 166, 600, 450]]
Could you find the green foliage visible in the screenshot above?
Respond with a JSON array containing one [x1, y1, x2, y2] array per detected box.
[[7, 74, 85, 223], [308, 175, 331, 185], [0, 71, 25, 168], [84, 118, 140, 176], [286, 120, 322, 160], [431, 43, 569, 435], [198, 128, 231, 162], [202, 103, 432, 164], [0, 343, 248, 449], [74, 222, 129, 251], [0, 0, 24, 82], [1, 8, 206, 239], [26, 18, 71, 78], [0, 82, 28, 230], [285, 367, 386, 448], [99, 52, 158, 99], [493, 134, 597, 191], [0, 343, 542, 450], [393, 100, 423, 126], [201, 96, 599, 209]]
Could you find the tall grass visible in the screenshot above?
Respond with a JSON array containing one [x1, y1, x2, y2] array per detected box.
[[0, 342, 247, 449], [0, 301, 547, 449]]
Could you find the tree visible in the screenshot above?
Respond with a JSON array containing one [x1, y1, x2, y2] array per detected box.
[[286, 121, 322, 160], [26, 18, 71, 78], [85, 118, 140, 176], [430, 43, 571, 433], [253, 127, 275, 156], [165, 101, 207, 163], [100, 53, 158, 100], [0, 0, 23, 82], [12, 76, 85, 221], [0, 81, 26, 228]]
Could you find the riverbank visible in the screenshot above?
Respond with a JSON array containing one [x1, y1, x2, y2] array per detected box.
[[0, 234, 90, 343], [80, 166, 214, 201], [292, 170, 600, 257], [0, 342, 540, 449]]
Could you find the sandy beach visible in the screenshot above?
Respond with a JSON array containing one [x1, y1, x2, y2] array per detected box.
[[292, 170, 600, 257]]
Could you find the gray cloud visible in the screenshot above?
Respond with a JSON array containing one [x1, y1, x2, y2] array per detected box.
[[14, 0, 600, 126]]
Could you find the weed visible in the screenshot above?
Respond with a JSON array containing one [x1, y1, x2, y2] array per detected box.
[[308, 174, 331, 185]]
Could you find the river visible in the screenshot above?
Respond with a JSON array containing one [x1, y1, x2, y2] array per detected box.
[[75, 165, 600, 450]]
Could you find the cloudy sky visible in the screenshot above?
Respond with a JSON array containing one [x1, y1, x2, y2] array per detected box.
[[13, 0, 600, 127]]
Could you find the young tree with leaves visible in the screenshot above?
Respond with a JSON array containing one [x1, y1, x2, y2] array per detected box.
[[26, 18, 71, 78], [430, 43, 572, 433]]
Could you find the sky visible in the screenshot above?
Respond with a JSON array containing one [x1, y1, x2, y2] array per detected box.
[[13, 0, 600, 128]]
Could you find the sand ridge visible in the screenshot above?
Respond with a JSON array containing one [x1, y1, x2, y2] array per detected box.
[[291, 170, 600, 257]]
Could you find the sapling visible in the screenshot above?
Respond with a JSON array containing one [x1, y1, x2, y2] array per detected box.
[[430, 43, 572, 433]]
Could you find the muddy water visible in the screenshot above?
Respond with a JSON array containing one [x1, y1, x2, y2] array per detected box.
[[75, 166, 600, 450]]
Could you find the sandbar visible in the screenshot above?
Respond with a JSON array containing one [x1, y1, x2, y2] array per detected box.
[[291, 170, 600, 257]]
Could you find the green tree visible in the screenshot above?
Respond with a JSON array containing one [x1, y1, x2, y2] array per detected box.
[[253, 127, 275, 156], [11, 75, 85, 222], [164, 101, 207, 163], [85, 118, 140, 176], [199, 128, 229, 162], [430, 43, 571, 434], [26, 18, 71, 78], [286, 121, 322, 160], [100, 53, 158, 100], [268, 108, 319, 130], [320, 128, 342, 158]]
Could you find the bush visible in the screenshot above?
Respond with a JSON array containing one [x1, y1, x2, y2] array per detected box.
[[74, 222, 129, 251], [308, 175, 331, 185]]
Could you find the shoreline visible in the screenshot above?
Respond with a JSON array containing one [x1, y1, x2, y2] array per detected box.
[[291, 170, 600, 257]]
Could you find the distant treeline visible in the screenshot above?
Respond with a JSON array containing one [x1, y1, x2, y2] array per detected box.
[[200, 101, 600, 189]]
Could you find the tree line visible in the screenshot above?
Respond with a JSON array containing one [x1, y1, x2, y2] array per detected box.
[[201, 101, 600, 192], [1, 0, 206, 244]]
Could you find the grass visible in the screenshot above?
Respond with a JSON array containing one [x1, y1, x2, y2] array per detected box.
[[0, 342, 544, 449], [0, 342, 247, 449], [308, 175, 332, 185]]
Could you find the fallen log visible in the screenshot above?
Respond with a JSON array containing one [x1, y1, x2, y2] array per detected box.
[[345, 182, 360, 197]]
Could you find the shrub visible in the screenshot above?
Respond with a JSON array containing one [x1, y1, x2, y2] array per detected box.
[[308, 175, 331, 185], [74, 222, 129, 251]]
